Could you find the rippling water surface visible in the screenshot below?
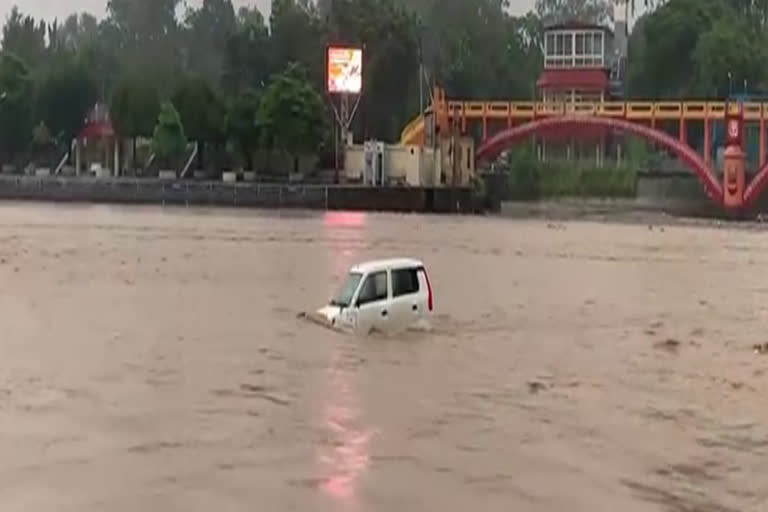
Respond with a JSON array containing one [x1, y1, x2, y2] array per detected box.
[[0, 202, 767, 511]]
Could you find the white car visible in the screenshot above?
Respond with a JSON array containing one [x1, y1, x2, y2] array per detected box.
[[316, 258, 434, 334]]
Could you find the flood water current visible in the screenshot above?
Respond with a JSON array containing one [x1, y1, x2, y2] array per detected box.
[[0, 202, 766, 511]]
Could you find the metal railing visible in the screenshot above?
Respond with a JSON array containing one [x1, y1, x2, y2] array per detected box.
[[431, 100, 768, 121]]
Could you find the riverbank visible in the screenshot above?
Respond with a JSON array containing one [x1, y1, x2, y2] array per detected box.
[[499, 198, 768, 231], [0, 175, 478, 214], [501, 197, 717, 219]]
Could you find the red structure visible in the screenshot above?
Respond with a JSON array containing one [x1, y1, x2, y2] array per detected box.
[[533, 22, 620, 162], [75, 103, 119, 176], [537, 23, 614, 105], [399, 75, 768, 209], [475, 116, 723, 203], [401, 23, 768, 209]]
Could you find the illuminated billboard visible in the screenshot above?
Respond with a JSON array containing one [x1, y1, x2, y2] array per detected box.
[[327, 46, 363, 94]]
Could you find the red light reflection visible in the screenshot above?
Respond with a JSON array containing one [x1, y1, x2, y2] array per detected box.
[[323, 211, 367, 228], [319, 353, 374, 505], [318, 209, 373, 509]]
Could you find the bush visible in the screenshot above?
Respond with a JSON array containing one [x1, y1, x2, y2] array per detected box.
[[152, 102, 187, 170], [506, 153, 637, 200]]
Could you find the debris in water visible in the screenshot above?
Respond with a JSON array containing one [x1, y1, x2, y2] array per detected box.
[[753, 343, 768, 354], [239, 384, 291, 406], [654, 338, 681, 352], [527, 381, 548, 394]]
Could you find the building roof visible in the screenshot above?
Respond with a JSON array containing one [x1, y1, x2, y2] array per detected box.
[[79, 120, 115, 139], [79, 103, 115, 139], [544, 21, 614, 36], [537, 69, 610, 90]]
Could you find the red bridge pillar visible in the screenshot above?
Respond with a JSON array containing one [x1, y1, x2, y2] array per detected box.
[[723, 105, 745, 209]]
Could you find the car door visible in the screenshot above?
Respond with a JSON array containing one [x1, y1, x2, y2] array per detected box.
[[389, 266, 422, 330], [354, 270, 390, 334]]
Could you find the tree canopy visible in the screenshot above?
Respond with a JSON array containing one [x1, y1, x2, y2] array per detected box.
[[152, 101, 187, 169], [0, 0, 764, 170], [259, 63, 326, 171]]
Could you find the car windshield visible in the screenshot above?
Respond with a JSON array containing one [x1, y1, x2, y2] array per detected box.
[[330, 272, 363, 307]]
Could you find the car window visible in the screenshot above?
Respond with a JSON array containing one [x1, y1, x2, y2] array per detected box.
[[332, 272, 363, 307], [392, 268, 420, 297], [357, 271, 388, 305]]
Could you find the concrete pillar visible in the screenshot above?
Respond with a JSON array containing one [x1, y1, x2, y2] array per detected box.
[[102, 136, 107, 175], [75, 138, 81, 176], [617, 143, 622, 166], [679, 118, 686, 144], [760, 118, 766, 168], [114, 138, 119, 177], [704, 117, 711, 165]]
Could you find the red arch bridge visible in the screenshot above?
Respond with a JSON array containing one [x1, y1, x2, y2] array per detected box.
[[401, 95, 768, 210], [475, 116, 768, 209]]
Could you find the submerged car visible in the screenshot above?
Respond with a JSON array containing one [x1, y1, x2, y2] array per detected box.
[[315, 258, 434, 334]]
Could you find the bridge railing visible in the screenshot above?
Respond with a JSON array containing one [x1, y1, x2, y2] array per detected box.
[[433, 100, 768, 121]]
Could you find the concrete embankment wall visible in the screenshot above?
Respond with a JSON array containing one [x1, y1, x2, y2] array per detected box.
[[501, 172, 725, 218], [634, 172, 718, 215], [0, 176, 477, 214]]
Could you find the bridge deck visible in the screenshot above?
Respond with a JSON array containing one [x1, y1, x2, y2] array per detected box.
[[441, 101, 766, 121]]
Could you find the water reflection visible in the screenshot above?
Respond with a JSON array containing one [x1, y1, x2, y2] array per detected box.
[[319, 349, 374, 507], [319, 211, 373, 509], [323, 212, 368, 229]]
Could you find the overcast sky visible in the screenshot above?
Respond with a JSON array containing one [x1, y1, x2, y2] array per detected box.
[[1, 0, 537, 23]]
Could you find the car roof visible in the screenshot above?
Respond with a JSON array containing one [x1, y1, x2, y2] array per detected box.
[[350, 258, 424, 274]]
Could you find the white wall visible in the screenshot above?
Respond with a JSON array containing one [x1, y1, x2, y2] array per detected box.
[[344, 144, 424, 185]]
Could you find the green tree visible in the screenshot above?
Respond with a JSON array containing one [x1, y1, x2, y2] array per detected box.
[[1, 7, 46, 70], [237, 5, 268, 26], [172, 76, 227, 169], [34, 58, 98, 148], [0, 52, 34, 167], [259, 64, 326, 173], [269, 0, 324, 85], [106, 0, 182, 92], [57, 13, 100, 53], [81, 20, 123, 101], [398, 0, 542, 104], [184, 0, 238, 84], [222, 10, 271, 95], [535, 0, 613, 25], [226, 88, 262, 170], [693, 15, 765, 97], [152, 101, 187, 171], [110, 75, 161, 168], [626, 0, 763, 98]]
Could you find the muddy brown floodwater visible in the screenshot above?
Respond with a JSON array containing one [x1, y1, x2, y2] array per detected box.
[[1, 202, 768, 512]]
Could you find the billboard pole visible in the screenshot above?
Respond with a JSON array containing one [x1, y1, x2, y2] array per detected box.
[[341, 92, 349, 144]]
